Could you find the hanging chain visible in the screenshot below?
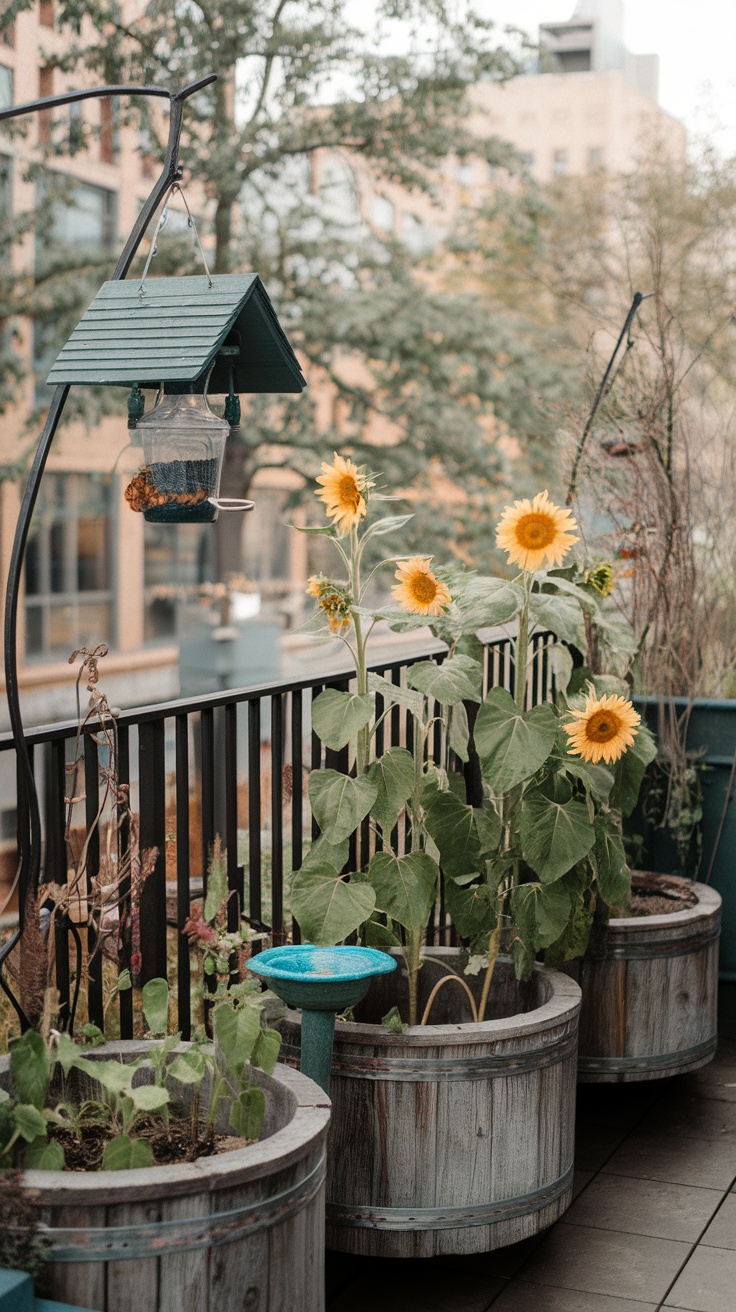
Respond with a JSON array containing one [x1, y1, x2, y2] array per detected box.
[[138, 181, 213, 297]]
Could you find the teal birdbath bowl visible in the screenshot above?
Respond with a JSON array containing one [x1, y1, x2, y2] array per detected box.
[[249, 945, 397, 1093]]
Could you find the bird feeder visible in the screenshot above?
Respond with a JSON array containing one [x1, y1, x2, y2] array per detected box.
[[47, 273, 306, 524]]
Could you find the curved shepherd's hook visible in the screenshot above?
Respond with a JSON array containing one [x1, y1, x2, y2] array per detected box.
[[0, 75, 218, 1026]]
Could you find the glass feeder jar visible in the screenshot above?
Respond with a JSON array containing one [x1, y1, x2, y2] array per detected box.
[[129, 391, 230, 524]]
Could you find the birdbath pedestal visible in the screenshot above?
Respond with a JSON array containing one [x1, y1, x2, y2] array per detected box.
[[249, 945, 397, 1093]]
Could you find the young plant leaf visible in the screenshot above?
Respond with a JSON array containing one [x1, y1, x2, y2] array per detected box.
[[290, 865, 376, 944], [475, 688, 557, 792], [167, 1049, 207, 1086], [141, 977, 169, 1038], [72, 1058, 137, 1097], [9, 1031, 52, 1110], [311, 688, 374, 751], [308, 769, 377, 844], [520, 790, 595, 883], [128, 1084, 170, 1114], [102, 1135, 154, 1171], [13, 1103, 48, 1143], [251, 1027, 282, 1076], [361, 512, 414, 543], [366, 747, 414, 831], [368, 851, 438, 930], [214, 1001, 261, 1071], [229, 1086, 266, 1141], [25, 1137, 64, 1170]]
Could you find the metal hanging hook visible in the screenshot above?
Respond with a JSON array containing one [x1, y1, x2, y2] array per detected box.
[[138, 180, 213, 298]]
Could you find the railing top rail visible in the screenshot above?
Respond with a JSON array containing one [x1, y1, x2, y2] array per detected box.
[[0, 626, 519, 752]]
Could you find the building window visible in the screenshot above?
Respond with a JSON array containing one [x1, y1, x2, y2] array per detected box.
[[38, 65, 53, 145], [25, 473, 114, 659], [588, 146, 604, 170], [552, 149, 569, 177], [0, 155, 11, 215], [100, 96, 120, 164], [0, 63, 12, 111], [39, 0, 54, 27]]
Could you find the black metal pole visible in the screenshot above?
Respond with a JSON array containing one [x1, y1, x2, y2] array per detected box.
[[0, 75, 217, 1025]]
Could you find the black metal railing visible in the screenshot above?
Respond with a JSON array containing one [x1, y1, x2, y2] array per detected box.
[[0, 629, 553, 1039]]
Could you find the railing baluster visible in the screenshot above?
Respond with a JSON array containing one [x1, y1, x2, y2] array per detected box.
[[117, 724, 133, 1039], [138, 720, 167, 985], [225, 702, 240, 934], [84, 735, 104, 1029], [291, 690, 303, 943], [175, 715, 191, 1040], [248, 699, 262, 946], [310, 686, 322, 843], [45, 740, 69, 1023], [271, 693, 284, 943], [200, 707, 215, 884]]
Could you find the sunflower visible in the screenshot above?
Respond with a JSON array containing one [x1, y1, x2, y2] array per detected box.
[[391, 557, 452, 616], [306, 574, 353, 634], [496, 490, 579, 572], [584, 561, 615, 597], [564, 693, 641, 765], [315, 453, 373, 535]]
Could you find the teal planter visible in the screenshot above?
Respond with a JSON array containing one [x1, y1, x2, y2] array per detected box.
[[634, 697, 736, 979], [0, 1269, 94, 1312]]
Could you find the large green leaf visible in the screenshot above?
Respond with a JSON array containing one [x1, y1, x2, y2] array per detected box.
[[460, 577, 524, 627], [9, 1031, 52, 1110], [368, 851, 438, 930], [367, 747, 415, 830], [423, 789, 481, 879], [311, 688, 374, 751], [214, 1001, 261, 1070], [299, 834, 350, 875], [367, 672, 425, 719], [444, 878, 497, 941], [407, 654, 482, 706], [512, 881, 571, 950], [520, 789, 595, 883], [610, 723, 657, 817], [529, 593, 585, 645], [308, 769, 377, 843], [559, 754, 615, 803], [13, 1103, 47, 1143], [25, 1137, 64, 1170], [594, 821, 631, 909], [251, 1027, 282, 1076], [448, 700, 470, 762], [291, 864, 376, 944], [475, 688, 557, 793], [102, 1135, 154, 1171], [141, 978, 169, 1038]]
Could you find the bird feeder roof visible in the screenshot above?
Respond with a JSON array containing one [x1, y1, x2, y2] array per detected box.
[[46, 273, 307, 394]]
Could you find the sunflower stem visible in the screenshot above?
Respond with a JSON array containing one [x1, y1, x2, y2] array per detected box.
[[515, 576, 532, 713]]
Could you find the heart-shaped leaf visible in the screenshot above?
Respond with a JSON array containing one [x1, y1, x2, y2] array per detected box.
[[229, 1086, 266, 1141], [520, 789, 595, 883], [251, 1027, 282, 1076], [444, 879, 497, 941], [167, 1049, 206, 1086], [367, 672, 425, 719], [25, 1137, 64, 1170], [475, 688, 557, 792], [367, 747, 414, 830], [128, 1083, 170, 1113], [423, 789, 481, 879], [610, 723, 657, 816], [311, 688, 374, 751], [594, 820, 631, 908], [9, 1031, 52, 1110], [290, 864, 376, 944], [141, 977, 169, 1038], [407, 654, 482, 706], [102, 1135, 154, 1171], [214, 1001, 261, 1070], [368, 851, 438, 930], [13, 1103, 47, 1143], [308, 769, 377, 844]]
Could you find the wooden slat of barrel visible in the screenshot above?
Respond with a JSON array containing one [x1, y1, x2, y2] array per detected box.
[[577, 957, 626, 1059], [157, 1194, 210, 1312], [45, 1205, 106, 1311], [206, 1175, 270, 1312], [433, 1050, 493, 1256], [105, 1200, 161, 1312], [269, 1154, 326, 1312]]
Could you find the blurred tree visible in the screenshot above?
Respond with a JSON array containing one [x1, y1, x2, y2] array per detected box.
[[1, 0, 578, 576]]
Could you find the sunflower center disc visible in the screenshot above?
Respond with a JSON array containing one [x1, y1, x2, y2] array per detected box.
[[516, 512, 557, 550]]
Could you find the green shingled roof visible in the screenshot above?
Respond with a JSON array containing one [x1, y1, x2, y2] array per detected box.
[[46, 273, 307, 394]]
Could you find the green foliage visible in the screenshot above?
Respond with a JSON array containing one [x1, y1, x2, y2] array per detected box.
[[368, 852, 438, 931], [610, 724, 658, 816], [520, 789, 596, 883], [308, 770, 378, 845], [366, 747, 415, 831], [406, 654, 482, 706], [475, 689, 557, 792], [291, 862, 376, 944], [103, 1135, 154, 1171], [311, 689, 374, 752], [141, 977, 170, 1039]]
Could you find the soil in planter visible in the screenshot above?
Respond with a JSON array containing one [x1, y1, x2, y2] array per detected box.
[[46, 1110, 248, 1172], [621, 871, 698, 918]]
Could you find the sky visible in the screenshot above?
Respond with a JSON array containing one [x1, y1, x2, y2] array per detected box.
[[487, 0, 736, 151]]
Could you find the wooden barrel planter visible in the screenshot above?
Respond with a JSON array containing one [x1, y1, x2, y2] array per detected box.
[[1, 1043, 330, 1312], [570, 874, 721, 1083], [281, 949, 581, 1258]]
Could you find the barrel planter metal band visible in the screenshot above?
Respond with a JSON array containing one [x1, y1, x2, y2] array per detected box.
[[327, 1165, 575, 1232], [40, 1152, 327, 1262], [282, 952, 582, 1259], [2, 1045, 330, 1312], [572, 879, 722, 1085]]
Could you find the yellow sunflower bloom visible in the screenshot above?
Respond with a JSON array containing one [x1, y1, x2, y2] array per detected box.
[[306, 575, 322, 597], [496, 490, 579, 572], [391, 557, 452, 616], [564, 693, 641, 765], [315, 453, 373, 535]]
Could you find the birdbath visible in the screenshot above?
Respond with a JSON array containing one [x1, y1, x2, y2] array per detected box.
[[249, 945, 397, 1093]]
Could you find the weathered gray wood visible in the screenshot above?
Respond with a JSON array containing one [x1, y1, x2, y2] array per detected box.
[[286, 951, 581, 1258], [2, 1052, 330, 1312], [575, 878, 721, 1083]]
